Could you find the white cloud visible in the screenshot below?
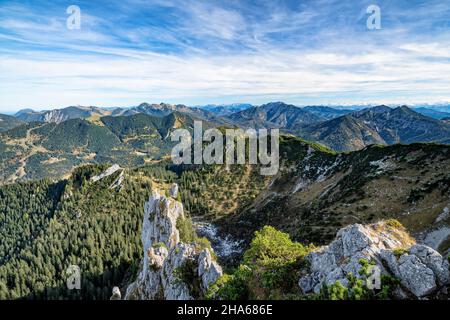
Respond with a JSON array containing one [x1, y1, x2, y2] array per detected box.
[[1, 0, 450, 111]]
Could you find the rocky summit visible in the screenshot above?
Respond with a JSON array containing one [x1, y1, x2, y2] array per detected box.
[[125, 184, 222, 300], [299, 221, 450, 298]]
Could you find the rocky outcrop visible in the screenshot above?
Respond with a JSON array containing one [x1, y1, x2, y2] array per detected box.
[[380, 244, 450, 297], [110, 287, 121, 300], [298, 221, 450, 298], [125, 185, 222, 300], [91, 164, 122, 182]]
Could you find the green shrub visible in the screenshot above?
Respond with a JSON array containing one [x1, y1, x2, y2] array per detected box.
[[206, 265, 252, 300], [176, 215, 196, 243], [385, 219, 404, 229], [393, 248, 408, 258], [212, 226, 314, 300], [319, 259, 401, 300], [174, 258, 202, 298], [320, 281, 348, 300]]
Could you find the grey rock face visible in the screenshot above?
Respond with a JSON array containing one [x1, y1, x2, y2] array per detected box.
[[125, 185, 222, 300], [161, 243, 196, 300], [409, 244, 450, 286], [110, 287, 121, 300], [90, 164, 122, 182], [298, 221, 450, 298], [198, 249, 223, 291], [397, 254, 436, 297], [169, 183, 179, 198]]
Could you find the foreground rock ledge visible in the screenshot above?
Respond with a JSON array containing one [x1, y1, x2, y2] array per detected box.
[[298, 221, 450, 298], [125, 185, 222, 300]]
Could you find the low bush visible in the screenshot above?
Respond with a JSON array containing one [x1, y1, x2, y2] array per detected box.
[[208, 226, 314, 300]]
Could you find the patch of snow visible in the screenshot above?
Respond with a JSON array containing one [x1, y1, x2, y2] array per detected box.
[[420, 227, 450, 250], [292, 178, 309, 194], [195, 222, 243, 259], [435, 207, 450, 223], [369, 158, 396, 175]]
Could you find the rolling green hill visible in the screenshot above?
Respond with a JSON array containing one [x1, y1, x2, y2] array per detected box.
[[0, 113, 201, 183]]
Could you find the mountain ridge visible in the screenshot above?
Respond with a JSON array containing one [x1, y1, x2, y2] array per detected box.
[[300, 105, 450, 151]]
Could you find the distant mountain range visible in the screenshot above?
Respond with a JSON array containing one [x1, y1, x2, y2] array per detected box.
[[227, 102, 322, 130], [15, 106, 111, 123], [300, 105, 450, 151], [411, 107, 450, 120], [223, 102, 450, 151], [0, 101, 449, 178], [196, 103, 252, 116], [302, 105, 353, 119]]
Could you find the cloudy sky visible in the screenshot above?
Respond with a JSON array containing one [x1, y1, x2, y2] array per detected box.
[[0, 0, 450, 112]]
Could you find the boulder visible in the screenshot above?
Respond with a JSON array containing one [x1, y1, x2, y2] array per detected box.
[[409, 244, 450, 286], [198, 249, 223, 290], [397, 254, 436, 297], [169, 183, 179, 198], [298, 221, 450, 298], [110, 287, 121, 300]]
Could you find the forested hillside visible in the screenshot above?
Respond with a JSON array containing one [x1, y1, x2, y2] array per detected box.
[[1, 137, 450, 300], [0, 113, 200, 183], [0, 164, 175, 299]]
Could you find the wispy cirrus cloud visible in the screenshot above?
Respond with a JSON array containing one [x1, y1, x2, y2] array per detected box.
[[0, 0, 449, 111]]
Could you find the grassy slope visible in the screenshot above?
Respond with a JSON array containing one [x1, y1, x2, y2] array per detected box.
[[217, 141, 450, 252]]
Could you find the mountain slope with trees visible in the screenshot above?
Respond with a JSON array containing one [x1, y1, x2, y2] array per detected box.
[[0, 137, 449, 300], [299, 106, 450, 151], [0, 113, 203, 183]]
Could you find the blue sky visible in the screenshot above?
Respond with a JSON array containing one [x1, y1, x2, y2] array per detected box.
[[0, 0, 450, 112]]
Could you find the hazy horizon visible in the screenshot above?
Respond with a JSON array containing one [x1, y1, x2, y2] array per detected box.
[[2, 101, 450, 115], [1, 0, 450, 112]]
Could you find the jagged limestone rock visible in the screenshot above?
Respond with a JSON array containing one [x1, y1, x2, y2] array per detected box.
[[125, 184, 222, 300], [90, 164, 122, 182], [409, 244, 450, 286], [397, 254, 436, 297], [380, 244, 450, 297], [110, 287, 121, 300], [161, 243, 196, 300], [142, 188, 183, 250], [298, 221, 450, 298], [299, 222, 412, 294], [169, 183, 179, 198], [148, 246, 169, 269], [198, 249, 223, 291]]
